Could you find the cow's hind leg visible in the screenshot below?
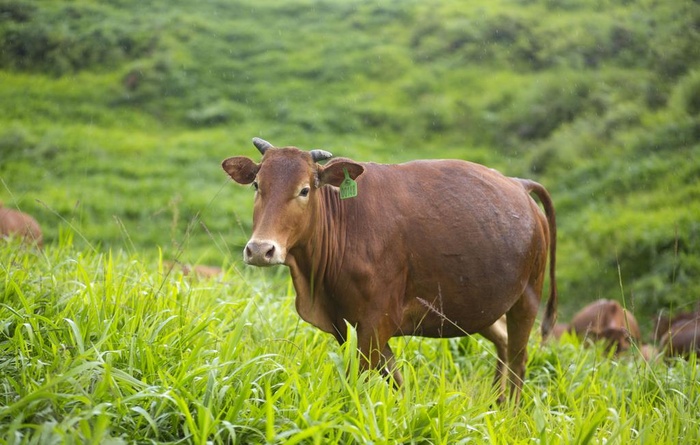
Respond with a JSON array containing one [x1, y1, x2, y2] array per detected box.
[[505, 285, 541, 405], [478, 315, 508, 403]]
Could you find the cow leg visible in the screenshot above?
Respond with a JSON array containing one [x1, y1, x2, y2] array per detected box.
[[331, 321, 403, 386], [354, 325, 405, 387], [380, 344, 404, 387], [505, 285, 541, 405], [478, 315, 508, 403]]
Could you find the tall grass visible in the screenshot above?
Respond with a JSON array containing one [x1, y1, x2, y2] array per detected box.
[[1, 236, 698, 443]]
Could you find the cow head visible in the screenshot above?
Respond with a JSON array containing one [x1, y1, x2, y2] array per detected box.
[[222, 138, 364, 266]]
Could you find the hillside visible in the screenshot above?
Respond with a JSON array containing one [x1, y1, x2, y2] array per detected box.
[[1, 0, 699, 327]]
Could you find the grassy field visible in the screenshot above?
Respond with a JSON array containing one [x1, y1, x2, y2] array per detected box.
[[1, 0, 700, 442], [1, 239, 698, 443], [1, 0, 699, 325]]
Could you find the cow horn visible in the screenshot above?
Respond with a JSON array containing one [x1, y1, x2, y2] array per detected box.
[[252, 137, 273, 154], [310, 149, 333, 162]]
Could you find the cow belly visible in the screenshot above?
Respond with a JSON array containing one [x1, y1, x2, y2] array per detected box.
[[400, 267, 528, 337], [398, 207, 539, 337]]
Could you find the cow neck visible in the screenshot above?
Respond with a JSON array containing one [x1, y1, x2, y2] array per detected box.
[[288, 186, 346, 298], [285, 186, 347, 335]]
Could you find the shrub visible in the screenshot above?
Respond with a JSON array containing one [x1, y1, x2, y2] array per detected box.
[[492, 74, 592, 145], [0, 3, 156, 75], [670, 70, 700, 117], [0, 0, 35, 22]]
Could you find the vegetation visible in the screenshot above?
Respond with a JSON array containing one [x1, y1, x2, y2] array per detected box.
[[1, 240, 698, 443], [1, 0, 699, 442]]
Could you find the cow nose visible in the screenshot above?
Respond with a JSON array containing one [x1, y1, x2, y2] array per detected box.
[[247, 243, 274, 260], [244, 240, 281, 266]]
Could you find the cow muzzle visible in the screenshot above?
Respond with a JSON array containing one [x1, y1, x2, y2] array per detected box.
[[243, 239, 285, 266]]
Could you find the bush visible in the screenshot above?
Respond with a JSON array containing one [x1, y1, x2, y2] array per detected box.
[[0, 3, 156, 75], [670, 70, 700, 117], [648, 1, 700, 79], [491, 74, 592, 146], [0, 0, 35, 22]]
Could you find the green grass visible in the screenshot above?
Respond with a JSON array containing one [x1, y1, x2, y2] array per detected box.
[[1, 238, 698, 443]]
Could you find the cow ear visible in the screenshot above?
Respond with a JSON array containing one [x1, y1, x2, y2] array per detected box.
[[318, 161, 364, 187], [222, 156, 260, 184]]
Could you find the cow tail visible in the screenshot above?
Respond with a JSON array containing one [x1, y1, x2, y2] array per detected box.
[[519, 179, 558, 340]]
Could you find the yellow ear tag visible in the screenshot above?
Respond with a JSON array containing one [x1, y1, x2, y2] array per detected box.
[[339, 168, 358, 199]]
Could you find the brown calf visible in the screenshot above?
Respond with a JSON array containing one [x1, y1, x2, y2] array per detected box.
[[163, 260, 223, 279], [0, 204, 43, 248], [567, 299, 641, 354], [655, 311, 700, 358]]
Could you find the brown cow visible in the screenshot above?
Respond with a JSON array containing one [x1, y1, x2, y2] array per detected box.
[[551, 322, 570, 340], [0, 203, 43, 247], [655, 310, 700, 358], [566, 299, 641, 354], [653, 308, 700, 342], [163, 260, 223, 279], [222, 138, 557, 403]]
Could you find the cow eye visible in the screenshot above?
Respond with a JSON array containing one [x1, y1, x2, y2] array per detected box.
[[299, 187, 310, 197]]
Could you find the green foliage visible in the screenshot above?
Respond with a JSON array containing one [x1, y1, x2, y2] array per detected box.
[[1, 241, 698, 442], [670, 70, 700, 117], [0, 1, 156, 75]]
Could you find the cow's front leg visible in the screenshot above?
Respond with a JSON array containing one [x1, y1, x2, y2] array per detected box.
[[356, 325, 403, 387], [379, 344, 403, 387]]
